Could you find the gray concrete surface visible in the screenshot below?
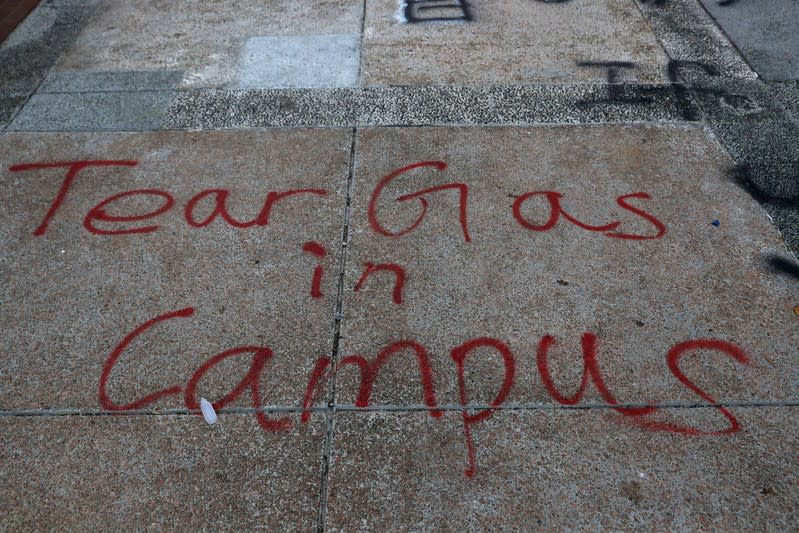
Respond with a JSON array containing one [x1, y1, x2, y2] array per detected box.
[[38, 70, 184, 92], [698, 0, 799, 82], [11, 91, 177, 130], [327, 408, 798, 530], [52, 0, 363, 89], [1, 415, 326, 530], [0, 130, 350, 409], [1, 0, 798, 531], [339, 125, 796, 407], [236, 35, 361, 88], [360, 0, 670, 85]]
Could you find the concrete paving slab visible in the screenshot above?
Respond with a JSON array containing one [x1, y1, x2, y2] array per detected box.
[[0, 414, 326, 530], [9, 90, 177, 131], [326, 408, 799, 530], [53, 0, 363, 89], [361, 0, 671, 86], [236, 34, 360, 89], [336, 125, 796, 410], [0, 130, 350, 410], [698, 0, 799, 81], [38, 70, 184, 93]]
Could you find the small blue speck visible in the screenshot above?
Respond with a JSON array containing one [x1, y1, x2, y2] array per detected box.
[[711, 220, 720, 227]]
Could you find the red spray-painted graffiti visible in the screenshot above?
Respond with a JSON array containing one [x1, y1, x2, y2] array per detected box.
[[99, 307, 750, 478], [11, 159, 666, 242], [10, 157, 737, 478], [9, 160, 328, 236], [353, 262, 407, 304], [368, 160, 666, 242]]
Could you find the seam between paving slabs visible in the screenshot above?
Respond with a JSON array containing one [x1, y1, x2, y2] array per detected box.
[[356, 0, 367, 83], [315, 126, 359, 533], [3, 400, 799, 418], [317, 6, 367, 526]]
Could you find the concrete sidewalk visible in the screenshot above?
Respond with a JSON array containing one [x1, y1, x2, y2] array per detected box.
[[0, 1, 797, 531]]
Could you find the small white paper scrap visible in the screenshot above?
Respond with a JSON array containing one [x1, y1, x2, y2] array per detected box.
[[200, 398, 217, 425]]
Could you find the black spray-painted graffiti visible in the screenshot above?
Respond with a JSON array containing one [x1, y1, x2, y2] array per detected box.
[[766, 255, 799, 281], [403, 0, 471, 23], [727, 165, 799, 209], [400, 0, 749, 24], [576, 61, 655, 106], [574, 58, 736, 109]]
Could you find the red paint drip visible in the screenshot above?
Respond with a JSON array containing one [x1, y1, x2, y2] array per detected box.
[[536, 334, 656, 416], [630, 339, 749, 435], [339, 340, 442, 418], [301, 357, 331, 423], [185, 345, 290, 432], [450, 337, 515, 478]]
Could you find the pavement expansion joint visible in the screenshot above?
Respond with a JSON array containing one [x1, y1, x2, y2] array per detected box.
[[4, 400, 799, 418]]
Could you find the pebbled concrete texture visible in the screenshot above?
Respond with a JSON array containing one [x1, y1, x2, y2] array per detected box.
[[768, 80, 799, 125], [0, 130, 350, 410], [362, 0, 670, 86], [698, 0, 799, 81], [326, 408, 799, 531], [163, 84, 701, 130], [337, 124, 797, 408], [0, 414, 326, 530], [0, 92, 27, 129]]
